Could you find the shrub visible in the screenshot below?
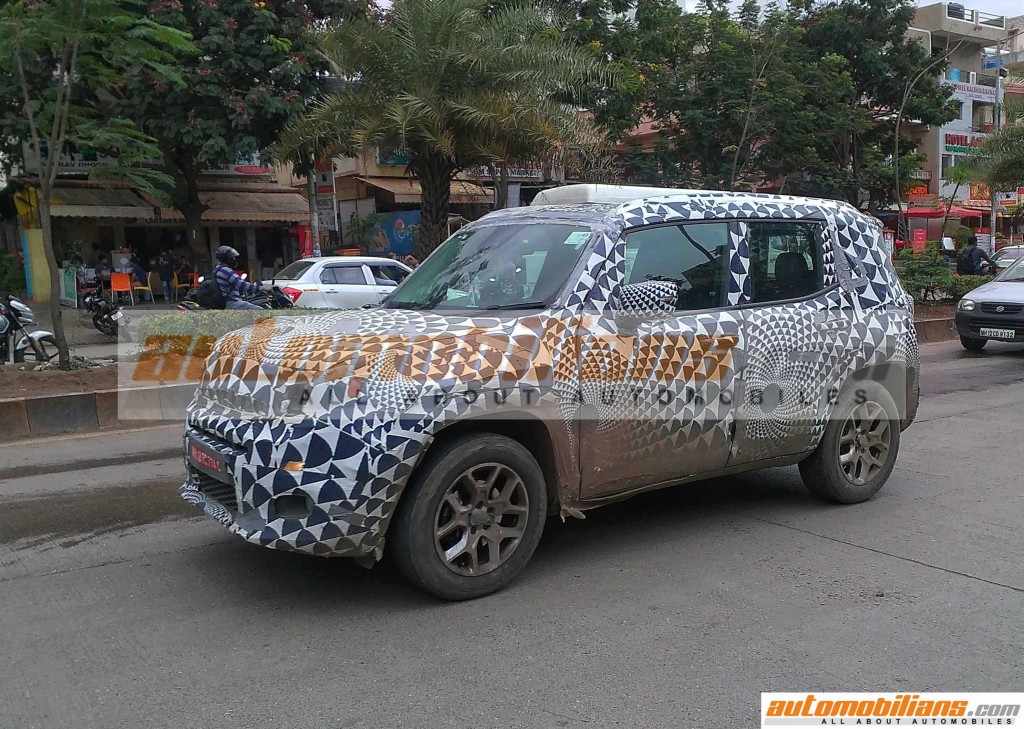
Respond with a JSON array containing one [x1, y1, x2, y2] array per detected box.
[[895, 247, 953, 303], [133, 308, 322, 344], [0, 252, 27, 296], [946, 274, 993, 301]]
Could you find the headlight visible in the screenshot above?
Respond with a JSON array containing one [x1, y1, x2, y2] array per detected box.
[[958, 299, 976, 312]]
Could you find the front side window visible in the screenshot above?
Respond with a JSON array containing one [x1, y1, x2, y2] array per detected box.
[[745, 222, 825, 304], [369, 264, 410, 285], [618, 222, 730, 311], [383, 223, 592, 311]]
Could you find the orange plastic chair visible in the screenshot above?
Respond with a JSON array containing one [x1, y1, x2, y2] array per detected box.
[[109, 272, 134, 305]]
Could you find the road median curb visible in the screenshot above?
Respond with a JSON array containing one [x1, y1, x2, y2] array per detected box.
[[915, 317, 956, 344], [0, 382, 198, 442]]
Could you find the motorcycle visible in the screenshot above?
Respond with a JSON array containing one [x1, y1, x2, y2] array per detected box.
[[82, 284, 131, 341], [0, 295, 58, 364], [176, 276, 294, 312]]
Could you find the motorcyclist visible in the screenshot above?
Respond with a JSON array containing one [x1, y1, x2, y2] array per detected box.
[[214, 246, 263, 309], [956, 236, 994, 275]]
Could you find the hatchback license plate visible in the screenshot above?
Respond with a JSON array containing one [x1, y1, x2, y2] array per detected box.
[[111, 310, 123, 321], [980, 327, 1015, 339]]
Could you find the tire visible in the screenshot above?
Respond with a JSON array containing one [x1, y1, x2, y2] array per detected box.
[[960, 335, 987, 352], [799, 383, 901, 504], [389, 433, 547, 600], [94, 314, 116, 336]]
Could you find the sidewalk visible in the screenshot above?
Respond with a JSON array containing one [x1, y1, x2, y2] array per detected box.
[[32, 300, 178, 359]]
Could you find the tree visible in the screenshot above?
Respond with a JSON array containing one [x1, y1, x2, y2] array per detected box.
[[938, 162, 980, 236], [978, 76, 1024, 194], [120, 0, 370, 265], [0, 0, 188, 368], [793, 0, 956, 208], [276, 0, 610, 256]]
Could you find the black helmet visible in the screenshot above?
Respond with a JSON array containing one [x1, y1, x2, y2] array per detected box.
[[215, 245, 240, 267]]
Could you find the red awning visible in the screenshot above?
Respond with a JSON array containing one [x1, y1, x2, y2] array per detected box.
[[905, 206, 984, 219]]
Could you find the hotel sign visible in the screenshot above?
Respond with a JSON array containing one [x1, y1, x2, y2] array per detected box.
[[944, 132, 986, 154]]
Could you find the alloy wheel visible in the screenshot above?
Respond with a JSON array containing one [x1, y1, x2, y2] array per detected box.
[[837, 400, 892, 486], [433, 462, 530, 577]]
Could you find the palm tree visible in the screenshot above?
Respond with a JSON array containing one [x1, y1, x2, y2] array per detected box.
[[277, 0, 610, 256]]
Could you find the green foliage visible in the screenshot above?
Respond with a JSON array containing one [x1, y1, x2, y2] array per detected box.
[[0, 252, 27, 296], [946, 274, 993, 301], [949, 224, 973, 248], [594, 0, 955, 206], [347, 212, 386, 253], [134, 308, 320, 342], [276, 0, 612, 255], [116, 0, 370, 260], [894, 247, 952, 303]]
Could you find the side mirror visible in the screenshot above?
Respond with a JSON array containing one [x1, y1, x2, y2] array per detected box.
[[614, 280, 677, 314]]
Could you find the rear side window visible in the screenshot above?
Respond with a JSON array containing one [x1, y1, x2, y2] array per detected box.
[[321, 265, 367, 285], [745, 222, 825, 304], [274, 260, 315, 280]]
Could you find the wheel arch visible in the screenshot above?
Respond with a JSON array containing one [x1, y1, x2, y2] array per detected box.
[[419, 413, 569, 515]]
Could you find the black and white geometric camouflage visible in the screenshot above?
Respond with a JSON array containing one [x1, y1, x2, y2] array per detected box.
[[181, 189, 918, 561]]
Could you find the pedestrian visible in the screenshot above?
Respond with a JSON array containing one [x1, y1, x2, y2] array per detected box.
[[158, 252, 175, 301], [130, 256, 151, 301], [403, 254, 419, 269]]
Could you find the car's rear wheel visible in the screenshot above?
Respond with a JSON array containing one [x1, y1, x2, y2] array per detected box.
[[799, 384, 900, 504], [960, 335, 987, 352], [390, 434, 547, 600]]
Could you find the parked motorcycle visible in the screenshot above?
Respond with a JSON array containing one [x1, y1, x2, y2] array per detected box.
[[0, 295, 58, 364], [82, 284, 131, 341]]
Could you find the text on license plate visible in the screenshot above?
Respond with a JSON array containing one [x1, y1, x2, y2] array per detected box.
[[111, 310, 123, 321], [189, 442, 224, 474], [980, 327, 1015, 339]]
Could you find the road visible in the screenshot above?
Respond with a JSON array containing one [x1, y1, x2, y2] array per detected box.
[[2, 340, 1023, 729]]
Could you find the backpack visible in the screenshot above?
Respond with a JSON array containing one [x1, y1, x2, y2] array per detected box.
[[193, 278, 226, 309]]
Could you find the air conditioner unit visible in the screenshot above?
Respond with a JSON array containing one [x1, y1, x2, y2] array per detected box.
[[969, 71, 977, 84]]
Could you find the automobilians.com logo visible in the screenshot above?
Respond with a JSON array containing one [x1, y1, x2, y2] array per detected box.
[[762, 693, 1022, 726]]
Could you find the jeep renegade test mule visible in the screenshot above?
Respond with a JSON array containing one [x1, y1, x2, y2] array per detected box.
[[182, 185, 920, 599]]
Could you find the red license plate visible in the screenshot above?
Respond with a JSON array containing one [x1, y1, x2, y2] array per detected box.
[[188, 439, 229, 481]]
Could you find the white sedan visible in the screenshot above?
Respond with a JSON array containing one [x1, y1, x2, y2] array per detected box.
[[265, 256, 413, 308]]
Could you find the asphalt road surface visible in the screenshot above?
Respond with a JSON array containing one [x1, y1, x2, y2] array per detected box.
[[2, 340, 1023, 729]]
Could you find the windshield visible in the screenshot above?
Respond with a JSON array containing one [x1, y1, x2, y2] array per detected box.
[[997, 254, 1024, 282], [383, 223, 593, 311], [995, 248, 1023, 262], [274, 260, 315, 280]]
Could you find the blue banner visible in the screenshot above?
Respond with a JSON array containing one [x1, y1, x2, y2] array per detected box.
[[367, 211, 421, 256]]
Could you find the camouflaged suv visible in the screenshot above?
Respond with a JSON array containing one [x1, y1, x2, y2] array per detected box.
[[182, 185, 920, 600]]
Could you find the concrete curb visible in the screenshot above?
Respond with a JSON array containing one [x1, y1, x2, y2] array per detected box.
[[0, 383, 198, 442], [915, 317, 957, 344]]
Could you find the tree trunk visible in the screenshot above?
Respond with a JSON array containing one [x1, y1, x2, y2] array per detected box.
[[490, 163, 509, 210], [415, 158, 454, 258], [307, 172, 320, 252], [37, 190, 71, 368]]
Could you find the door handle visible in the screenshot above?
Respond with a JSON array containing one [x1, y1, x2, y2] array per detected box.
[[815, 319, 847, 333]]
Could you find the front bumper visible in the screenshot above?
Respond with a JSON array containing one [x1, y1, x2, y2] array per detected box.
[[955, 309, 1024, 342], [180, 425, 401, 559]]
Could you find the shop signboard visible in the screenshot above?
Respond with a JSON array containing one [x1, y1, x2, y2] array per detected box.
[[59, 268, 78, 308], [912, 229, 927, 254]]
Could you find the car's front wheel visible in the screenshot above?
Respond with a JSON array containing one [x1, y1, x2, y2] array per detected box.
[[960, 335, 987, 352], [799, 383, 901, 504], [390, 434, 547, 600]]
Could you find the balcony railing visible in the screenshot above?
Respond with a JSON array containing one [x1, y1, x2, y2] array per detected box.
[[945, 4, 1005, 29]]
